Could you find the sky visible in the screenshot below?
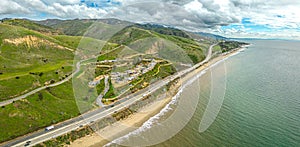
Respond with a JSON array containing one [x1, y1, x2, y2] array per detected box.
[[1, 0, 300, 40]]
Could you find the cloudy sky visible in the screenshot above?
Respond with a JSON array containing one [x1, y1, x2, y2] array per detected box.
[[1, 0, 300, 40]]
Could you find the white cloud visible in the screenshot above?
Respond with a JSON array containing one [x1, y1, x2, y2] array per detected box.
[[0, 0, 108, 19], [51, 3, 107, 18], [184, 0, 203, 12], [0, 0, 29, 14], [45, 0, 81, 5], [0, 0, 300, 39]]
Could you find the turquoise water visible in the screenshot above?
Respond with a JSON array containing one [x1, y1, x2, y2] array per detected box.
[[155, 40, 300, 146], [109, 40, 300, 147]]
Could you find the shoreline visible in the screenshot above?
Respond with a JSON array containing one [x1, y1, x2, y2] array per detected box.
[[70, 84, 179, 147], [68, 45, 247, 147]]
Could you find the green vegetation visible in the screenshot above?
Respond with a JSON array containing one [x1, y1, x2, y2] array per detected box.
[[52, 35, 82, 49], [135, 23, 191, 38], [213, 45, 222, 53], [156, 34, 206, 63], [0, 81, 79, 143], [97, 45, 125, 61], [38, 19, 94, 36], [218, 41, 247, 53], [158, 64, 177, 78], [129, 62, 176, 93], [2, 19, 62, 35], [103, 78, 117, 98], [0, 24, 75, 100], [109, 27, 154, 45], [106, 25, 207, 63], [95, 66, 111, 76], [96, 79, 105, 94]]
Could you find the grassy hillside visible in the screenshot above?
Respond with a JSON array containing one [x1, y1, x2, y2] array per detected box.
[[109, 26, 155, 45], [0, 81, 79, 142], [37, 19, 132, 36], [135, 23, 191, 38], [36, 19, 208, 63], [2, 19, 62, 35], [36, 19, 92, 36], [0, 24, 74, 101], [108, 26, 207, 63]]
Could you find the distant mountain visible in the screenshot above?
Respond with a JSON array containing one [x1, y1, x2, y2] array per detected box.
[[196, 32, 227, 40], [37, 19, 191, 39], [1, 19, 63, 35], [36, 19, 132, 36], [134, 23, 191, 38]]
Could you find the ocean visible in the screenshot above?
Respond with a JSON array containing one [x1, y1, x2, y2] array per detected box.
[[106, 40, 300, 147]]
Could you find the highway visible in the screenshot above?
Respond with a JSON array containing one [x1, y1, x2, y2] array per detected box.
[[1, 43, 217, 147]]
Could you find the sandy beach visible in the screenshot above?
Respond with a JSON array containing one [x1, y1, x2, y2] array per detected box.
[[69, 47, 245, 147], [70, 90, 175, 147]]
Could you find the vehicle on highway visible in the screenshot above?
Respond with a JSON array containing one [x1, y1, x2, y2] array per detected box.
[[45, 125, 54, 131], [24, 140, 31, 146]]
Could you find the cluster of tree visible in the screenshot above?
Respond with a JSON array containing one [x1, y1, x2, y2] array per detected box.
[[38, 92, 43, 101], [219, 41, 246, 53], [29, 72, 43, 77]]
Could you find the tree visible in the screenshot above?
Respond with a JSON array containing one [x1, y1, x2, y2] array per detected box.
[[50, 79, 55, 84], [38, 92, 43, 101]]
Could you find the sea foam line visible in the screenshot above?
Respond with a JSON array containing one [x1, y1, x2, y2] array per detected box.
[[104, 47, 246, 146]]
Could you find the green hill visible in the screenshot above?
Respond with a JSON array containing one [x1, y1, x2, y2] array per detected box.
[[108, 26, 206, 63], [38, 19, 94, 36], [2, 19, 62, 35], [135, 23, 191, 38], [0, 23, 74, 101], [0, 22, 80, 143], [36, 19, 208, 64], [37, 19, 132, 36]]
